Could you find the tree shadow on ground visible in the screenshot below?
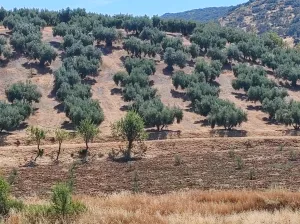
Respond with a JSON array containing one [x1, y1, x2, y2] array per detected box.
[[54, 103, 65, 113], [82, 77, 97, 86], [0, 132, 10, 146], [96, 44, 123, 56], [284, 129, 300, 136], [210, 129, 248, 137], [147, 130, 181, 140], [194, 119, 210, 127], [61, 121, 75, 131], [170, 89, 188, 101], [22, 62, 52, 75], [263, 117, 279, 125], [232, 92, 248, 101], [111, 88, 122, 95], [120, 105, 129, 112], [162, 67, 173, 76], [49, 41, 61, 49], [279, 81, 300, 93], [247, 105, 262, 111]]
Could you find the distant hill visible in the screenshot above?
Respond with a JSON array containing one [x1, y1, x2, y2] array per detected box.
[[220, 0, 300, 38], [162, 0, 300, 40], [161, 6, 235, 22]]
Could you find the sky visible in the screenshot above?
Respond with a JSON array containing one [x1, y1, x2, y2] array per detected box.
[[1, 0, 248, 16]]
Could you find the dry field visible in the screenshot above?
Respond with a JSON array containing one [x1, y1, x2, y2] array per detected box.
[[1, 136, 300, 197], [6, 190, 300, 224]]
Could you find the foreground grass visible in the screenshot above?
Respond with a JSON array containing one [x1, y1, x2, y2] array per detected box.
[[5, 189, 300, 224]]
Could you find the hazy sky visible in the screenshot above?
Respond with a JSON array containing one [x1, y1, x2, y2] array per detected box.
[[1, 0, 248, 16]]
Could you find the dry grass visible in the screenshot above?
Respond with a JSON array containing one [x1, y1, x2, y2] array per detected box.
[[6, 190, 300, 224]]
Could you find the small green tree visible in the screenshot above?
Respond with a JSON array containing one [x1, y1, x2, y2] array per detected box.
[[54, 129, 69, 161], [27, 126, 46, 161], [111, 111, 147, 161], [51, 183, 86, 218], [77, 119, 99, 156], [0, 177, 23, 216]]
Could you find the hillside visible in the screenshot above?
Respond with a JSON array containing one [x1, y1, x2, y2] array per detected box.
[[161, 6, 235, 22], [220, 0, 300, 38], [2, 6, 300, 224]]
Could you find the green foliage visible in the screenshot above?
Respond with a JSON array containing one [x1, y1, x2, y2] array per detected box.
[[0, 101, 28, 132], [113, 71, 128, 86], [51, 183, 86, 217], [124, 57, 156, 75], [56, 83, 91, 101], [136, 98, 183, 130], [162, 37, 183, 51], [27, 126, 46, 161], [77, 119, 99, 151], [63, 56, 100, 78], [65, 97, 104, 126], [54, 129, 69, 161], [30, 42, 57, 65], [6, 81, 42, 104], [0, 177, 23, 216], [208, 101, 247, 130], [189, 43, 200, 59], [262, 97, 287, 120], [187, 82, 220, 105], [93, 26, 119, 46], [247, 86, 288, 103], [111, 111, 147, 160], [276, 64, 300, 87], [276, 101, 300, 130], [164, 47, 187, 69], [232, 67, 275, 92], [207, 47, 227, 64], [195, 59, 222, 83], [54, 67, 81, 91], [123, 83, 157, 102], [139, 27, 166, 44], [227, 44, 243, 62]]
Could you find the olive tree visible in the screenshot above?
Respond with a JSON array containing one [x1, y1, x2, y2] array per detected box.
[[27, 126, 46, 161], [77, 119, 99, 158], [111, 111, 147, 161], [276, 101, 300, 129], [5, 81, 42, 104], [208, 101, 248, 130], [54, 129, 69, 161]]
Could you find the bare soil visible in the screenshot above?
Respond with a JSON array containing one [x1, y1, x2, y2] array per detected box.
[[1, 136, 300, 197]]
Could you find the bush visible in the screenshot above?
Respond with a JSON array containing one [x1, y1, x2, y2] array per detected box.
[[51, 183, 86, 217], [0, 177, 23, 216]]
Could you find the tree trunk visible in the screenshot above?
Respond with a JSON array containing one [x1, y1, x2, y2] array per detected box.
[[56, 142, 62, 161], [126, 140, 133, 161], [156, 125, 160, 131]]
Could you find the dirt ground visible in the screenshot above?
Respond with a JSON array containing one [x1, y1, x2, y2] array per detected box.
[[1, 136, 300, 197]]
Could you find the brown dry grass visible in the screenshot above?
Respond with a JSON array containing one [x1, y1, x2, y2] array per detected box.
[[6, 190, 300, 224]]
